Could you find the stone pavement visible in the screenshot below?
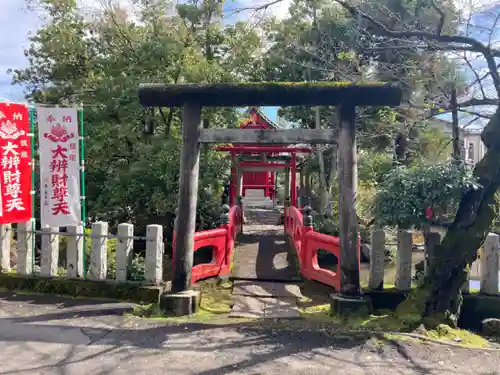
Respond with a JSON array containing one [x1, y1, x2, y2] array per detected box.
[[230, 208, 302, 319], [0, 291, 499, 375]]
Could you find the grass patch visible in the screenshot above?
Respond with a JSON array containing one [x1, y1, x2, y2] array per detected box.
[[298, 303, 493, 348], [299, 304, 407, 331], [129, 278, 254, 324], [198, 279, 233, 314], [425, 324, 490, 348]]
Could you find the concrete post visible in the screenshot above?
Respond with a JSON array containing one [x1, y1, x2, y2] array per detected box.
[[146, 224, 163, 284], [0, 224, 11, 272], [481, 233, 499, 295], [41, 226, 59, 276], [17, 222, 33, 275], [395, 230, 413, 291], [67, 225, 84, 278], [116, 223, 134, 281], [88, 222, 108, 280], [369, 230, 385, 290]]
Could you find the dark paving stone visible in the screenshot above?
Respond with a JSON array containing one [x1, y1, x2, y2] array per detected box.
[[232, 209, 300, 281]]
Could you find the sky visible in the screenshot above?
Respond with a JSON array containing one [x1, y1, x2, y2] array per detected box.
[[0, 0, 496, 126], [0, 1, 43, 102], [0, 0, 290, 107]]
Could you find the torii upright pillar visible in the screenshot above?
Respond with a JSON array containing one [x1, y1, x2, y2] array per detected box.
[[337, 102, 360, 296], [172, 102, 201, 294]]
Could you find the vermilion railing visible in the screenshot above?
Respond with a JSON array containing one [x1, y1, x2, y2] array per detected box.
[[284, 205, 360, 292], [172, 204, 243, 284]]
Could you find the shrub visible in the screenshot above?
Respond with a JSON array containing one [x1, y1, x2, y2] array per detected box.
[[58, 228, 145, 281], [372, 162, 479, 230]]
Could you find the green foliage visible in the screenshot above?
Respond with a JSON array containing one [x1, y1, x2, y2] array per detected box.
[[358, 151, 394, 185], [373, 162, 480, 229], [58, 228, 145, 280], [259, 0, 462, 153], [313, 214, 339, 237], [13, 0, 260, 233], [129, 254, 146, 281]]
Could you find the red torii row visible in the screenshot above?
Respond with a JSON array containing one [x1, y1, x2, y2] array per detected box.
[[216, 145, 312, 207], [215, 108, 312, 207]]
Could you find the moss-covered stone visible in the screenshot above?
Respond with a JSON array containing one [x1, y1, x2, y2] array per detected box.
[[0, 273, 168, 304], [138, 82, 402, 108], [364, 289, 408, 311], [362, 288, 500, 331], [459, 294, 500, 331], [330, 294, 373, 318]]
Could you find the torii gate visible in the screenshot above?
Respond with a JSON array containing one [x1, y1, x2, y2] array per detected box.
[[137, 82, 402, 314]]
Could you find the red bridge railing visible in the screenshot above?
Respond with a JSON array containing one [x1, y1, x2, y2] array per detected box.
[[284, 204, 360, 292], [172, 203, 243, 284], [173, 200, 356, 291]]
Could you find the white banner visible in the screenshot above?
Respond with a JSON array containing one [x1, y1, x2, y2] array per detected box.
[[37, 107, 81, 227]]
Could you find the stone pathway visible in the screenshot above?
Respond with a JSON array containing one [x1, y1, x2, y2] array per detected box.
[[230, 208, 302, 319], [2, 292, 500, 375]]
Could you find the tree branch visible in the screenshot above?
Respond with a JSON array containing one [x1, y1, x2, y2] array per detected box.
[[333, 0, 500, 96], [335, 0, 488, 49]]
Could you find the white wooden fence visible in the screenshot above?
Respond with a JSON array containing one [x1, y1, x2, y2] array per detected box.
[[0, 222, 165, 285], [369, 230, 500, 295]]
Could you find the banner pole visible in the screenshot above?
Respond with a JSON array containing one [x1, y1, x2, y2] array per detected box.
[[29, 108, 35, 275], [79, 108, 87, 279]]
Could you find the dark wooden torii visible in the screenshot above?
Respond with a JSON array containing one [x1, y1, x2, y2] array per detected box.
[[137, 82, 402, 307]]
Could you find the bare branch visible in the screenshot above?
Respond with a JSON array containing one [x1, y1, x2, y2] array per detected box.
[[462, 52, 487, 98], [333, 0, 500, 97], [335, 0, 487, 49], [458, 109, 493, 120]]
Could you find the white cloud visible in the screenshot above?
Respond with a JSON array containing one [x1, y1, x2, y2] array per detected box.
[[0, 2, 44, 102], [0, 0, 293, 102]]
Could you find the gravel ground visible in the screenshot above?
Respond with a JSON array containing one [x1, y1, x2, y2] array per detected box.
[[0, 291, 499, 375]]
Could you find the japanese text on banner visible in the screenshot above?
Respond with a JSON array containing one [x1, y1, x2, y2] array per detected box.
[[0, 103, 32, 224], [37, 107, 81, 227]]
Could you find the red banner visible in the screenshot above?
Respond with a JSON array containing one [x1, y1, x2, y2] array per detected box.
[[0, 103, 32, 224]]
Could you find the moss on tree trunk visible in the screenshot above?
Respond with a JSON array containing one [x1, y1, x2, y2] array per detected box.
[[397, 108, 500, 327]]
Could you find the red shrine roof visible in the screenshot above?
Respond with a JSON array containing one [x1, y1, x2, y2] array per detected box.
[[240, 107, 282, 130], [236, 107, 310, 155]]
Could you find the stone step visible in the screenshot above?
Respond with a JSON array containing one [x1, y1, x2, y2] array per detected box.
[[229, 295, 301, 319], [232, 280, 302, 299]]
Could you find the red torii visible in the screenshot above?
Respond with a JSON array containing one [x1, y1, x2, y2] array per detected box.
[[215, 108, 312, 207]]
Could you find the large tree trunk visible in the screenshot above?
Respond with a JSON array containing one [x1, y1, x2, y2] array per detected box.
[[398, 108, 500, 327]]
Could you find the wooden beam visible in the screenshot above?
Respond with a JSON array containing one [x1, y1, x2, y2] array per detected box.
[[137, 82, 403, 107], [338, 103, 361, 296], [172, 102, 202, 293], [200, 129, 337, 144]]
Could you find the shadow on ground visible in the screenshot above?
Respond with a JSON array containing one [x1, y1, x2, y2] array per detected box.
[[0, 291, 499, 375]]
